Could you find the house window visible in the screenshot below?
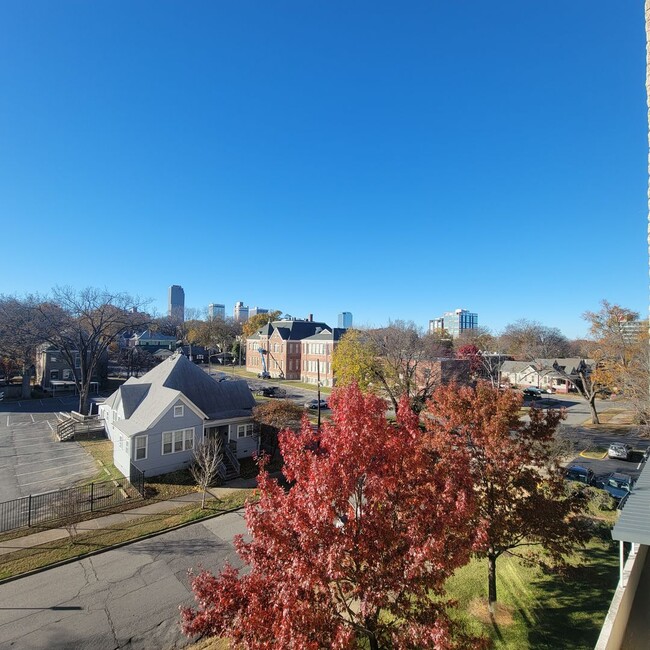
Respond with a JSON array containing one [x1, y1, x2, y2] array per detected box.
[[75, 354, 81, 368], [237, 424, 254, 438], [134, 435, 147, 460], [62, 369, 73, 380], [174, 405, 184, 418], [50, 370, 59, 380], [162, 428, 195, 455]]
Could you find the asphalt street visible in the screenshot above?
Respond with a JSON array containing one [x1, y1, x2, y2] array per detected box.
[[0, 510, 249, 650], [0, 397, 99, 502]]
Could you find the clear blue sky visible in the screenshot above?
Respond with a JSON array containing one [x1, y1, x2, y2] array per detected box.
[[0, 1, 646, 338]]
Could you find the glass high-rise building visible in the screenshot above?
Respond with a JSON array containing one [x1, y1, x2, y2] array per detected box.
[[338, 312, 353, 329], [234, 301, 249, 322], [208, 303, 225, 320], [168, 285, 185, 322], [429, 309, 478, 338]]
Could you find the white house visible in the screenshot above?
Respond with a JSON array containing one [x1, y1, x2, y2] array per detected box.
[[99, 353, 257, 480]]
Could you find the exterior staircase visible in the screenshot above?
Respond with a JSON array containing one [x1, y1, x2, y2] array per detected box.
[[56, 413, 105, 441], [218, 443, 241, 481]]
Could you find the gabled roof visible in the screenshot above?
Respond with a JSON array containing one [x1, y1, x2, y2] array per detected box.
[[103, 353, 255, 436], [133, 329, 177, 342], [500, 360, 532, 374], [303, 328, 347, 342], [250, 320, 332, 341]]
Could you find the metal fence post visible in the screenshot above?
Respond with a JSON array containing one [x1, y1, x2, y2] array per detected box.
[[90, 483, 94, 512], [28, 494, 32, 528]]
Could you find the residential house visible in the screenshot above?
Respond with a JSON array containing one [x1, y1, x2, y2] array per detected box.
[[499, 358, 593, 393], [129, 329, 177, 353], [301, 328, 347, 387], [417, 358, 471, 388], [100, 353, 257, 479], [246, 318, 332, 380], [36, 344, 106, 392]]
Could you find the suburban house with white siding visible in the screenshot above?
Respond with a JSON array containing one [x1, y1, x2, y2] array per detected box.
[[99, 353, 257, 480]]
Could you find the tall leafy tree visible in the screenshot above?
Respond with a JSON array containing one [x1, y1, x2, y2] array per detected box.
[[0, 296, 44, 398], [424, 382, 585, 613], [241, 310, 282, 338], [499, 319, 571, 360], [332, 322, 450, 413], [181, 385, 482, 649], [35, 287, 150, 414]]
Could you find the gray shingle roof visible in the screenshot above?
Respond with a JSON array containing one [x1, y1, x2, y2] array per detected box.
[[612, 460, 650, 545], [252, 320, 332, 341], [103, 353, 255, 435], [303, 328, 347, 342]]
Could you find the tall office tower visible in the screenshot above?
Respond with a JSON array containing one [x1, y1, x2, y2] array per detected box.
[[233, 301, 249, 322], [429, 309, 478, 339], [249, 307, 269, 318], [168, 285, 185, 322], [338, 312, 353, 328], [208, 303, 225, 321]]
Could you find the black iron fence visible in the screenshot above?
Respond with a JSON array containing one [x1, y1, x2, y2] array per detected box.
[[129, 462, 146, 497], [0, 475, 145, 534]]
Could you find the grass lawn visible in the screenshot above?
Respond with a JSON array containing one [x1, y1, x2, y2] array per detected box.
[[0, 491, 254, 581], [444, 537, 618, 649]]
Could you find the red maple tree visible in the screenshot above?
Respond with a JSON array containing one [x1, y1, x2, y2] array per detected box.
[[181, 384, 482, 649], [423, 381, 585, 613]]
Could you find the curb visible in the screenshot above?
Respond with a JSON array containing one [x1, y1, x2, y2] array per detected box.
[[0, 505, 246, 587]]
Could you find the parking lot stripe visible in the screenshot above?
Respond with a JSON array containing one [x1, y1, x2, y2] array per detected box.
[[21, 468, 96, 488], [16, 453, 93, 468], [16, 460, 95, 478]]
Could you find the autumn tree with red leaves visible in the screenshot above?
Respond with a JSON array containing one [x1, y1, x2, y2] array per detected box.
[[181, 384, 484, 649], [424, 382, 586, 613]]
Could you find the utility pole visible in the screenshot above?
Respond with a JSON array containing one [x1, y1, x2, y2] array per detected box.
[[317, 359, 322, 430]]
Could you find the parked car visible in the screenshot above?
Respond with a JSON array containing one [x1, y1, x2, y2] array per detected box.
[[304, 398, 328, 410], [256, 386, 287, 398], [607, 443, 633, 461], [596, 472, 635, 501], [522, 387, 544, 398], [564, 465, 594, 485]]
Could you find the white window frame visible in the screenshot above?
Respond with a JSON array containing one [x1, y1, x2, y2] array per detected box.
[[237, 423, 254, 439], [134, 435, 147, 460], [174, 405, 184, 418], [162, 428, 195, 455]]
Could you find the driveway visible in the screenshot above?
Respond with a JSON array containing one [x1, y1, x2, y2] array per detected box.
[[0, 510, 248, 649], [0, 397, 99, 502]]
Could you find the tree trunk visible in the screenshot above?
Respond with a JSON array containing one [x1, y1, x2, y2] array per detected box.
[[588, 396, 600, 425], [78, 388, 90, 416], [488, 553, 497, 614], [21, 371, 31, 400]]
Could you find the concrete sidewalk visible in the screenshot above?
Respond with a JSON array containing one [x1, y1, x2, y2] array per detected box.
[[0, 476, 258, 558]]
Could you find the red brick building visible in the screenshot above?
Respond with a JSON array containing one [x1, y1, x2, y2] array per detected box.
[[246, 319, 332, 380], [300, 328, 347, 388]]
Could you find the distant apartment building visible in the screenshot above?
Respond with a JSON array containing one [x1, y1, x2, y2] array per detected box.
[[36, 344, 106, 391], [301, 328, 346, 387], [620, 319, 648, 342], [249, 307, 269, 318], [168, 285, 185, 322], [338, 312, 353, 329], [234, 301, 249, 323], [246, 318, 332, 380], [208, 303, 225, 321], [429, 309, 478, 339]]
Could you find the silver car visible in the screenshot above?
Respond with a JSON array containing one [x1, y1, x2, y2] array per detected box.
[[608, 443, 632, 461]]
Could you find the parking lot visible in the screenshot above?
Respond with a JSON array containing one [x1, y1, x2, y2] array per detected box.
[[0, 397, 99, 502]]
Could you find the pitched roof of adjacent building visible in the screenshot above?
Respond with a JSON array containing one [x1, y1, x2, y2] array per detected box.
[[102, 353, 255, 436], [248, 320, 332, 341], [303, 328, 347, 342], [133, 329, 177, 342], [612, 460, 650, 545]]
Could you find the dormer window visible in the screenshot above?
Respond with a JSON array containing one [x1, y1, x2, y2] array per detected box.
[[174, 405, 184, 418]]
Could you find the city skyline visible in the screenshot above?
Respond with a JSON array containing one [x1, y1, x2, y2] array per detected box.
[[0, 2, 646, 339]]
